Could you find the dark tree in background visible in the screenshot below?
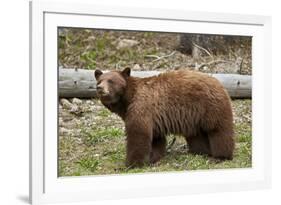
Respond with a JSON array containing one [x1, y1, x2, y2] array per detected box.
[[178, 33, 251, 57], [178, 33, 252, 74]]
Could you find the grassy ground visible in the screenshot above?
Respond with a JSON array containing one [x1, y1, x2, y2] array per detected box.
[[58, 98, 251, 176], [59, 28, 252, 74], [58, 28, 252, 176]]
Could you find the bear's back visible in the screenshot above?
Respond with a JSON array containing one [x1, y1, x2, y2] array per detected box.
[[127, 70, 232, 136], [133, 70, 228, 106]]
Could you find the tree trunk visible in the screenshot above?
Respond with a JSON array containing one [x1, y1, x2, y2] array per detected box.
[[192, 35, 201, 59], [58, 68, 251, 99]]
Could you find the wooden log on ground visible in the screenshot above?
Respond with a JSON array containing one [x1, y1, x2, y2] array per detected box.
[[59, 68, 251, 99]]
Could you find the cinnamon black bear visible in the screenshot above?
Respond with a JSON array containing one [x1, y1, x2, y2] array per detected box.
[[94, 68, 234, 167]]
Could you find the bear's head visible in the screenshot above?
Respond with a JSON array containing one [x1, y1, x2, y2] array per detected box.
[[94, 68, 131, 105]]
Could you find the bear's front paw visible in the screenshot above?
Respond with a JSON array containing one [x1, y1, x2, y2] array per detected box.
[[126, 154, 150, 168]]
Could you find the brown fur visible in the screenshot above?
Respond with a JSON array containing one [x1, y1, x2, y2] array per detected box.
[[95, 68, 234, 167]]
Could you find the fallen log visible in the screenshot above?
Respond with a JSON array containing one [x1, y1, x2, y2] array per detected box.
[[59, 68, 251, 99]]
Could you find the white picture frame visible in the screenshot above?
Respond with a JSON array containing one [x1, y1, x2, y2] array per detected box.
[[29, 0, 272, 204]]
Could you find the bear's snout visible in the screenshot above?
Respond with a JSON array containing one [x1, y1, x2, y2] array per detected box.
[[96, 84, 110, 96]]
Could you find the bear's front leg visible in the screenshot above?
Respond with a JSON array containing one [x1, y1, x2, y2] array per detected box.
[[125, 120, 153, 167]]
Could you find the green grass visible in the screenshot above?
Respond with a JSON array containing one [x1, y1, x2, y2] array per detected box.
[[58, 29, 191, 71], [82, 127, 124, 145], [76, 157, 99, 172], [58, 96, 252, 177], [97, 108, 112, 118], [59, 120, 251, 176]]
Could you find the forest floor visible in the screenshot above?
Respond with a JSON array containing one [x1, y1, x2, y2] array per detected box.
[[58, 98, 251, 176], [59, 29, 252, 74], [58, 29, 252, 176]]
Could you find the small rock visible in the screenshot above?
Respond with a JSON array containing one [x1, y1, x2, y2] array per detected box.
[[70, 105, 79, 113], [59, 127, 70, 135], [86, 100, 93, 105], [72, 98, 82, 105], [59, 117, 64, 127], [63, 120, 77, 129], [116, 39, 139, 50], [58, 107, 63, 115], [202, 65, 208, 71], [60, 99, 72, 109], [132, 64, 141, 70], [60, 111, 73, 121]]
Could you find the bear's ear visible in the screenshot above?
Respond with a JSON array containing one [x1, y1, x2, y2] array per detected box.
[[94, 69, 103, 80], [121, 67, 131, 78]]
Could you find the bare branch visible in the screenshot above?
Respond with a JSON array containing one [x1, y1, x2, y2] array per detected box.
[[167, 137, 176, 150], [238, 57, 244, 74], [145, 51, 176, 62], [191, 42, 213, 59]]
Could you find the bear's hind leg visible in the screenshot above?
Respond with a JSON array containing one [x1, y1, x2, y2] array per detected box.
[[150, 137, 166, 164], [208, 128, 234, 160], [187, 133, 210, 156]]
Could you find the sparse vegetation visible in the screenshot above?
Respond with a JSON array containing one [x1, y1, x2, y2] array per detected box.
[[58, 98, 251, 176], [58, 28, 252, 74]]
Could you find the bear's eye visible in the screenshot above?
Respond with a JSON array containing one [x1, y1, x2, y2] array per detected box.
[[108, 79, 114, 84]]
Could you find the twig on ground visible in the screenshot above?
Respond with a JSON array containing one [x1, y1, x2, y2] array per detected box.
[[191, 42, 213, 59], [238, 58, 244, 74], [145, 51, 176, 62], [124, 164, 135, 172], [167, 137, 177, 150]]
